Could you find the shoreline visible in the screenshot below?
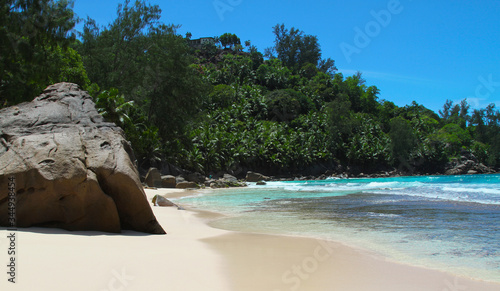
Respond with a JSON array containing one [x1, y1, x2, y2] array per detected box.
[[165, 188, 500, 291], [257, 170, 500, 182], [0, 188, 233, 291], [0, 188, 498, 290]]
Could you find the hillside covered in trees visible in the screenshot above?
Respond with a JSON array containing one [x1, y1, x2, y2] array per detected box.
[[2, 0, 499, 177]]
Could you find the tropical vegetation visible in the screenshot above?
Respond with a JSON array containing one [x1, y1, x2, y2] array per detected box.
[[1, 0, 498, 176]]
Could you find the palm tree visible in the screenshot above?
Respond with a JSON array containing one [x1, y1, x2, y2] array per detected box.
[[95, 88, 134, 128]]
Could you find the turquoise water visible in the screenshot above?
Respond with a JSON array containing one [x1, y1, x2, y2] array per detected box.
[[176, 174, 500, 283]]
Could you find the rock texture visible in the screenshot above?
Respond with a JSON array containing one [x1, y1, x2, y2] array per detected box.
[[0, 83, 165, 234], [152, 195, 175, 207], [444, 151, 495, 175], [176, 181, 199, 189], [246, 171, 270, 182], [222, 174, 238, 183], [205, 175, 247, 188], [161, 175, 176, 188], [185, 172, 206, 184], [145, 167, 162, 188]]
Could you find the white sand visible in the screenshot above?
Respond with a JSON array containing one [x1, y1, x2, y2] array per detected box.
[[1, 188, 499, 291], [0, 189, 231, 291]]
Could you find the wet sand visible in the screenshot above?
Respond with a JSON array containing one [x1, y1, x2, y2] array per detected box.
[[0, 188, 498, 291]]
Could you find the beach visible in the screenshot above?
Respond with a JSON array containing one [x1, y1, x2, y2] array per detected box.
[[0, 187, 499, 291]]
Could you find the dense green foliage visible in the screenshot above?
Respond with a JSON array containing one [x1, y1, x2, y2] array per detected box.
[[76, 0, 207, 162], [95, 88, 162, 167], [219, 32, 240, 50], [2, 0, 499, 175], [0, 0, 90, 106], [266, 24, 336, 76]]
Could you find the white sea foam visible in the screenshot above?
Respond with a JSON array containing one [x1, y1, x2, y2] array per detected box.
[[442, 186, 500, 195], [182, 174, 500, 284], [368, 184, 500, 205], [366, 212, 401, 218], [257, 176, 500, 205]]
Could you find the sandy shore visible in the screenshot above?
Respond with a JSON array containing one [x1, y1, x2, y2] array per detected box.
[[0, 189, 231, 291], [1, 188, 499, 291], [206, 232, 500, 291]]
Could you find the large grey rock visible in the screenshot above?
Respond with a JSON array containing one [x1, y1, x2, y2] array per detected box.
[[208, 175, 247, 188], [0, 83, 165, 234], [223, 174, 238, 183], [145, 167, 162, 188], [246, 171, 270, 182], [152, 195, 176, 207], [186, 172, 206, 184], [445, 155, 495, 175], [176, 181, 199, 189], [161, 175, 176, 188]]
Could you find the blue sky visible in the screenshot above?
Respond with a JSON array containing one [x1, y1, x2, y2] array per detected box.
[[72, 0, 500, 113]]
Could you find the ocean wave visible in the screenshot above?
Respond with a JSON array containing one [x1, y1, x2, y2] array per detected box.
[[255, 176, 500, 205], [366, 212, 401, 218], [368, 186, 500, 205], [441, 185, 500, 195]]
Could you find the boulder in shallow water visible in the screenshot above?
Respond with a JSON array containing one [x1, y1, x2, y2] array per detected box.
[[246, 171, 270, 182], [152, 195, 176, 207], [0, 83, 165, 234]]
